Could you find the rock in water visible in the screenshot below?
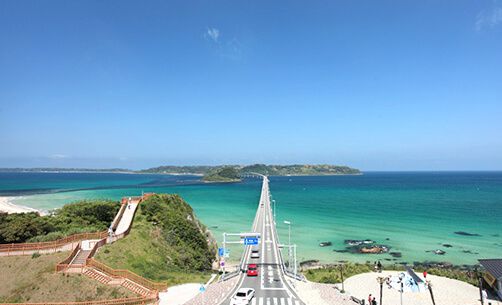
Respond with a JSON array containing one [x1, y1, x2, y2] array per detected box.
[[319, 241, 332, 247]]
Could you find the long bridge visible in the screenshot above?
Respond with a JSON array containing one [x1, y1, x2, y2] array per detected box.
[[221, 176, 305, 305]]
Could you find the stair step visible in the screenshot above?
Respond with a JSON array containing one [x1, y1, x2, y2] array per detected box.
[[83, 268, 112, 284], [121, 280, 151, 296]]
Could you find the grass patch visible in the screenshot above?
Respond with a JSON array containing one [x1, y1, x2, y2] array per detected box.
[[304, 263, 375, 284], [0, 253, 134, 303], [95, 194, 216, 286], [304, 262, 479, 286]]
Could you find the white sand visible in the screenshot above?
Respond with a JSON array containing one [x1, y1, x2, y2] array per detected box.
[[343, 271, 501, 305], [0, 196, 41, 214]]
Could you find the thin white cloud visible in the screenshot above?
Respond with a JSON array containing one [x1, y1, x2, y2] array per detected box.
[[205, 27, 220, 43], [49, 154, 69, 159], [476, 5, 502, 31]]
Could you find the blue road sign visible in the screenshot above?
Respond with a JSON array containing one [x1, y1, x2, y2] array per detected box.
[[244, 237, 259, 245], [218, 247, 224, 256]]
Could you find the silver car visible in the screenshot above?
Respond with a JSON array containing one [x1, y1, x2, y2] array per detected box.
[[250, 249, 260, 259], [230, 288, 255, 305]]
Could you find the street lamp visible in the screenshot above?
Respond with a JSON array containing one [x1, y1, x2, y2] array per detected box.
[[284, 220, 291, 271], [426, 280, 436, 305], [376, 277, 386, 305], [272, 199, 276, 224]]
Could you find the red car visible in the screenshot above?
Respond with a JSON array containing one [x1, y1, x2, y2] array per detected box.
[[247, 264, 258, 276]]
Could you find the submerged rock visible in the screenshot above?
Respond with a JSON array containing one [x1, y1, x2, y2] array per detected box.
[[454, 231, 481, 237], [389, 252, 402, 258], [443, 244, 453, 248], [359, 245, 389, 254], [319, 241, 332, 247], [345, 239, 375, 246]]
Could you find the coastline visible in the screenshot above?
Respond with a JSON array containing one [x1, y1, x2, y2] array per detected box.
[[0, 196, 43, 214]]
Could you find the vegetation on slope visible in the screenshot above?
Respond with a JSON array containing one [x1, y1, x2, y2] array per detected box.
[[0, 253, 134, 303], [203, 166, 241, 182], [95, 194, 217, 285], [0, 200, 120, 243], [240, 164, 361, 176], [304, 262, 479, 286]]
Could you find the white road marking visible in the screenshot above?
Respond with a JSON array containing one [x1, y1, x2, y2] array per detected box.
[[266, 298, 271, 305], [281, 298, 286, 305], [273, 297, 278, 305], [288, 298, 293, 305], [259, 298, 264, 305], [251, 298, 257, 305]]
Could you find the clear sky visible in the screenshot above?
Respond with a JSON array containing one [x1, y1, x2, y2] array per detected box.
[[1, 1, 501, 170]]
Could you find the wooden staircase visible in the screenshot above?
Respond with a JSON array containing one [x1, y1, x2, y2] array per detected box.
[[71, 249, 91, 265], [83, 268, 112, 285], [121, 279, 152, 297]]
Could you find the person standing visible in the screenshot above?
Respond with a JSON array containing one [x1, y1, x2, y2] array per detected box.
[[482, 289, 488, 303], [423, 270, 427, 279], [372, 297, 377, 305], [368, 294, 372, 305]]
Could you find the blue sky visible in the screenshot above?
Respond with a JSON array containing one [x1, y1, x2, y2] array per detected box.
[[0, 1, 501, 170]]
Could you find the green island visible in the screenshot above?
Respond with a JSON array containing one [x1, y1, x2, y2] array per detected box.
[[1, 164, 361, 184], [143, 164, 361, 182]]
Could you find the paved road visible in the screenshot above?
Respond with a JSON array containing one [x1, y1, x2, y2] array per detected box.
[[221, 177, 305, 305]]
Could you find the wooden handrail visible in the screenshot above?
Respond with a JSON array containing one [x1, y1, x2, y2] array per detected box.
[[87, 258, 167, 291], [0, 231, 108, 253], [0, 295, 158, 305]]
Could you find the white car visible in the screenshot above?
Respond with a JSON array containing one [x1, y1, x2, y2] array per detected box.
[[230, 288, 255, 305], [250, 249, 260, 259]]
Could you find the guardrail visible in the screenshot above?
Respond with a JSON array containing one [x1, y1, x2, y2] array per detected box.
[[87, 258, 168, 291], [0, 231, 108, 255], [0, 296, 158, 305]]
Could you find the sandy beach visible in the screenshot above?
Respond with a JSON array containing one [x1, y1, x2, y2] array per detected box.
[[0, 196, 41, 214]]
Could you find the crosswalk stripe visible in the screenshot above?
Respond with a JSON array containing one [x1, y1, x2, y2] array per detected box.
[[294, 301, 300, 305], [273, 297, 278, 305], [266, 298, 271, 305], [259, 297, 264, 305], [251, 298, 256, 305], [280, 298, 286, 305], [287, 298, 293, 305]]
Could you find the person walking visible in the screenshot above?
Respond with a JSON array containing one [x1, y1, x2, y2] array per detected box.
[[372, 297, 377, 305], [423, 270, 427, 279], [368, 294, 372, 305], [377, 261, 382, 272]]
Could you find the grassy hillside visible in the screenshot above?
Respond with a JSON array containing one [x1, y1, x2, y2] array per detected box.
[[203, 166, 241, 182], [0, 200, 120, 243], [95, 194, 217, 285], [0, 253, 134, 303]]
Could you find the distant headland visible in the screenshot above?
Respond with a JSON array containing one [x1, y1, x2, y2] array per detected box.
[[0, 164, 361, 183]]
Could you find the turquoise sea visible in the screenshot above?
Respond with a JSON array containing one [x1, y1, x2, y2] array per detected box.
[[1, 172, 501, 266]]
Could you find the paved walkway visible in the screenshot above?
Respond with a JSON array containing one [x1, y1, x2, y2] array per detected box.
[[343, 271, 501, 305], [184, 276, 239, 305], [115, 200, 140, 235], [295, 280, 354, 305]]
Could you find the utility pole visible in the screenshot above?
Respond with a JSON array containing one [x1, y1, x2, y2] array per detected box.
[[222, 233, 226, 279], [377, 277, 385, 305], [293, 244, 297, 278]]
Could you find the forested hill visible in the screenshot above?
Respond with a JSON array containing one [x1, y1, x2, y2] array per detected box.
[[140, 164, 360, 176]]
